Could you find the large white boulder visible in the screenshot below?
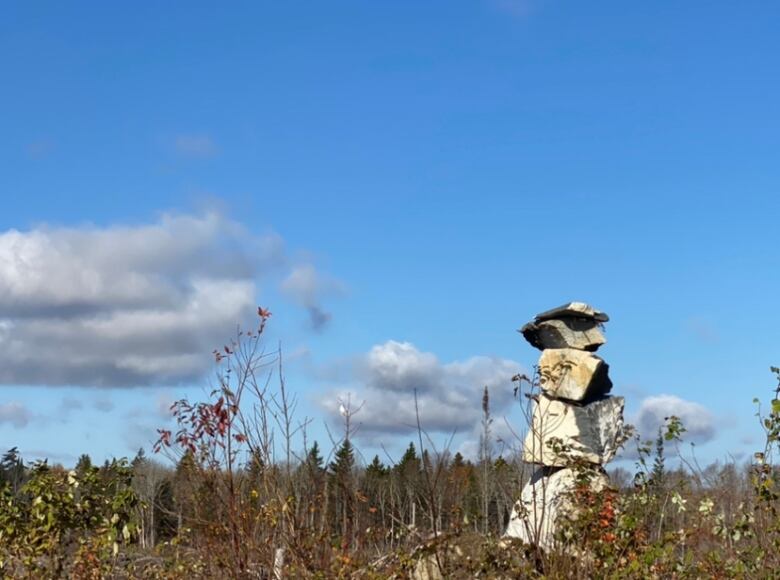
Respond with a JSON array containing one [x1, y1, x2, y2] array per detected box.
[[523, 395, 624, 466], [504, 466, 609, 550], [538, 348, 612, 402]]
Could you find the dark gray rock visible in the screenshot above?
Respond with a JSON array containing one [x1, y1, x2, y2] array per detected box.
[[520, 318, 606, 351]]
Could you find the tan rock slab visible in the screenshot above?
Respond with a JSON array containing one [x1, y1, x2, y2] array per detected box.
[[538, 348, 612, 402]]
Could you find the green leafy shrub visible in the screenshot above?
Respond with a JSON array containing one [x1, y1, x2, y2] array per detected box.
[[0, 459, 137, 578]]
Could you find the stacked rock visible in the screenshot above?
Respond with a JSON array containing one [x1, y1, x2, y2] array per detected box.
[[505, 302, 624, 549]]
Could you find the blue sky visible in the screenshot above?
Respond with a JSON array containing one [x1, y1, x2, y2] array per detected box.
[[1, 0, 778, 467]]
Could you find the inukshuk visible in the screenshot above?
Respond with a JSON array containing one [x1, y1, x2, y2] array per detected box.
[[505, 302, 624, 549]]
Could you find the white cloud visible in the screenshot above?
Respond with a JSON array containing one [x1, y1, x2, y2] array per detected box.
[[320, 340, 522, 439], [0, 212, 339, 387], [634, 394, 716, 444], [0, 402, 32, 428]]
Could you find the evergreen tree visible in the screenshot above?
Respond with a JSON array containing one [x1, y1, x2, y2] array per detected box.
[[395, 442, 421, 527], [75, 453, 94, 474], [172, 450, 198, 535], [131, 448, 146, 469], [306, 441, 324, 472], [329, 439, 356, 540], [0, 447, 25, 494], [0, 447, 20, 470], [363, 455, 388, 527], [397, 442, 419, 473], [365, 455, 388, 478], [452, 451, 466, 469], [329, 439, 355, 478], [650, 425, 667, 491], [463, 468, 482, 529], [154, 478, 179, 542], [175, 449, 197, 476]]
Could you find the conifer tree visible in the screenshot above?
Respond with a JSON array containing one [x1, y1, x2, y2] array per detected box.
[[650, 425, 667, 492], [131, 448, 146, 469], [329, 438, 356, 539], [365, 455, 388, 478], [452, 451, 466, 469], [76, 453, 94, 474], [0, 447, 25, 494], [329, 439, 355, 479], [395, 442, 421, 527], [306, 441, 324, 472], [397, 442, 419, 471]]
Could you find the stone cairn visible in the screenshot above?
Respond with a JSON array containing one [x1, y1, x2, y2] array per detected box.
[[505, 302, 625, 550]]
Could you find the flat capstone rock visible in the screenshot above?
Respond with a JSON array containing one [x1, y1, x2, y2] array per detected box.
[[534, 301, 609, 323]]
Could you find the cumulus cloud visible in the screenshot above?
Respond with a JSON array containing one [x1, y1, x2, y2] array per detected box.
[[281, 264, 345, 331], [0, 212, 339, 388], [174, 134, 218, 157], [634, 394, 716, 444], [0, 402, 32, 428], [320, 340, 522, 439]]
